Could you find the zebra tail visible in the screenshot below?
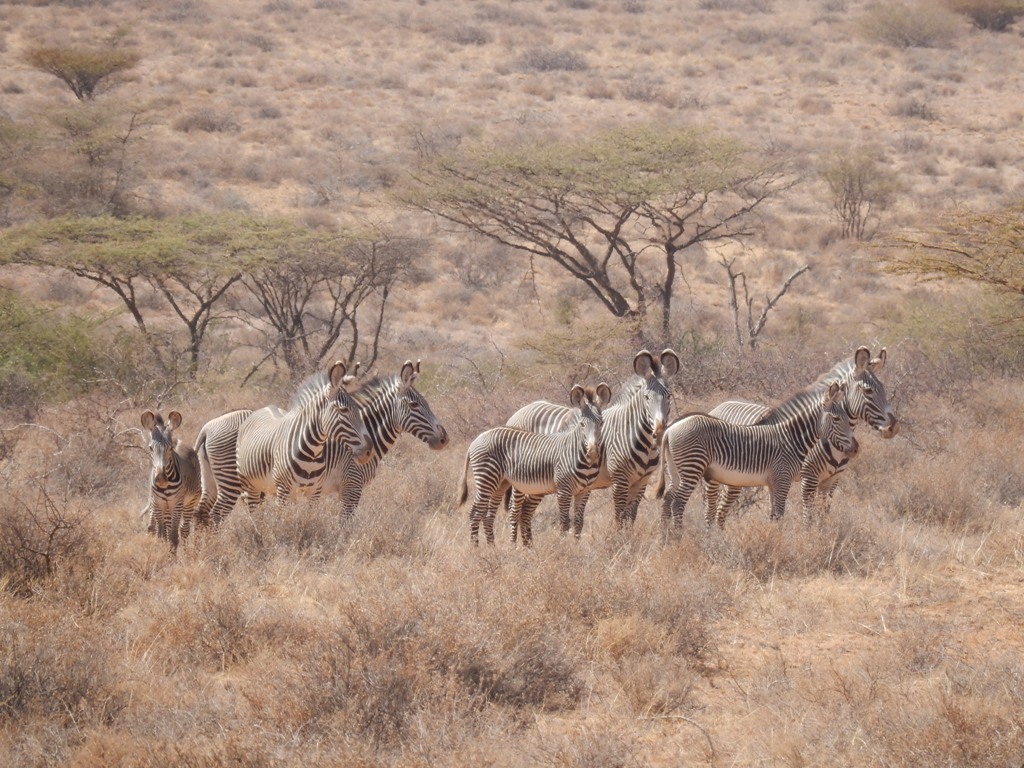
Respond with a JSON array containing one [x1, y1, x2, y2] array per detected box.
[[457, 450, 470, 507], [194, 428, 217, 523]]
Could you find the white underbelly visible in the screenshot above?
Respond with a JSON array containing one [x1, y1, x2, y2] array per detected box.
[[707, 463, 771, 487]]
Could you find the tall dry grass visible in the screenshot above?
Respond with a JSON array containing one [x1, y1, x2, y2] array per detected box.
[[2, 341, 1024, 766]]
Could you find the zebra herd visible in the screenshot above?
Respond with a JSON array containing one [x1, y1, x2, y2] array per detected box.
[[140, 347, 898, 550]]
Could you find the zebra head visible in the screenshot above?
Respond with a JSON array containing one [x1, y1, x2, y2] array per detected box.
[[844, 347, 899, 438], [632, 348, 680, 439], [570, 383, 611, 465], [325, 361, 375, 465], [141, 409, 181, 490], [817, 382, 856, 454], [395, 360, 449, 450]]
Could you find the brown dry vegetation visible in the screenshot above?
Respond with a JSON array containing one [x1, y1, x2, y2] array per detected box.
[[2, 1, 1024, 766]]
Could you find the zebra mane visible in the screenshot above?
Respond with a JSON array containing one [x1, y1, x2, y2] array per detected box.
[[288, 369, 331, 410], [757, 382, 830, 423], [350, 374, 401, 407], [608, 376, 645, 408]]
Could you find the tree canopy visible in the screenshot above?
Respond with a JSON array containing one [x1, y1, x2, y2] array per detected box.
[[23, 45, 140, 101], [402, 123, 794, 337]]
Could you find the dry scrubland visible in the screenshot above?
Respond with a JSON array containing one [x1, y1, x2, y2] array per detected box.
[[3, 0, 1024, 766]]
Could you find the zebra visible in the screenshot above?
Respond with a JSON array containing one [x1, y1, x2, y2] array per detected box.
[[235, 361, 374, 509], [504, 349, 679, 533], [141, 409, 202, 551], [458, 384, 611, 546], [653, 381, 854, 527], [707, 400, 860, 521], [194, 408, 254, 526], [320, 360, 449, 518], [707, 346, 896, 521]]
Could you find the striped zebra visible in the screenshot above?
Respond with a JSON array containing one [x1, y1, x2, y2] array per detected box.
[[236, 361, 373, 509], [458, 384, 610, 546], [194, 409, 253, 526], [654, 382, 853, 527], [320, 360, 449, 518], [141, 409, 202, 551], [505, 349, 679, 533], [707, 346, 896, 521]]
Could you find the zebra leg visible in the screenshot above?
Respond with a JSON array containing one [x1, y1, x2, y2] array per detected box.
[[555, 488, 573, 536], [168, 501, 181, 551], [482, 493, 500, 545], [768, 477, 793, 521], [611, 477, 631, 528], [507, 488, 522, 545], [800, 471, 822, 521], [572, 490, 592, 538], [716, 485, 741, 527], [623, 481, 646, 526], [704, 480, 725, 529], [519, 495, 541, 547]]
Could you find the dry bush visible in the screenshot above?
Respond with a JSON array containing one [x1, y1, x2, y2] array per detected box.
[[857, 3, 961, 48], [514, 47, 589, 72], [172, 108, 240, 133], [944, 0, 1024, 30]]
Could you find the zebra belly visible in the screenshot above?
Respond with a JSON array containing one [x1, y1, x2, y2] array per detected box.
[[706, 462, 772, 487]]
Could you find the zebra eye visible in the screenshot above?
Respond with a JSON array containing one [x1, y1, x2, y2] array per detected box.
[[408, 399, 421, 409]]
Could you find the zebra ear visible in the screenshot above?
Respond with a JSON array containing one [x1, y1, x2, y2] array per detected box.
[[400, 360, 418, 389], [167, 411, 183, 430], [660, 350, 680, 378], [868, 348, 887, 373], [569, 385, 585, 408], [329, 361, 348, 388], [595, 383, 612, 406], [141, 410, 157, 430], [633, 350, 655, 377], [825, 382, 842, 406], [853, 346, 871, 373]]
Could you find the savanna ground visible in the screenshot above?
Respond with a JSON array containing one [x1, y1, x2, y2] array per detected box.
[[2, 0, 1024, 765]]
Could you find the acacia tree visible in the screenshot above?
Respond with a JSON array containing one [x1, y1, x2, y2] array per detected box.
[[235, 224, 420, 379], [403, 123, 794, 338], [885, 201, 1024, 307], [23, 45, 140, 101], [0, 214, 257, 377]]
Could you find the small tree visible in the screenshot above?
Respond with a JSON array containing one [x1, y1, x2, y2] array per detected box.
[[236, 225, 421, 380], [944, 0, 1024, 31], [23, 45, 140, 101], [822, 146, 899, 241], [720, 258, 811, 351]]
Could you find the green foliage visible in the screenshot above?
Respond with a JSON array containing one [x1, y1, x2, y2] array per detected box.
[[23, 45, 140, 101], [821, 145, 899, 240], [944, 0, 1024, 30], [857, 3, 960, 48], [0, 289, 108, 411]]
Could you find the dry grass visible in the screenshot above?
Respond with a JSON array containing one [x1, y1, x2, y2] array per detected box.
[[2, 0, 1024, 765], [2, 350, 1024, 765]]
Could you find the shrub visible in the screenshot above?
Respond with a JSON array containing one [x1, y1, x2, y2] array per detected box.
[[0, 289, 109, 414], [172, 108, 240, 133], [515, 48, 589, 72], [821, 145, 900, 240], [858, 3, 960, 47], [944, 0, 1024, 30]]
